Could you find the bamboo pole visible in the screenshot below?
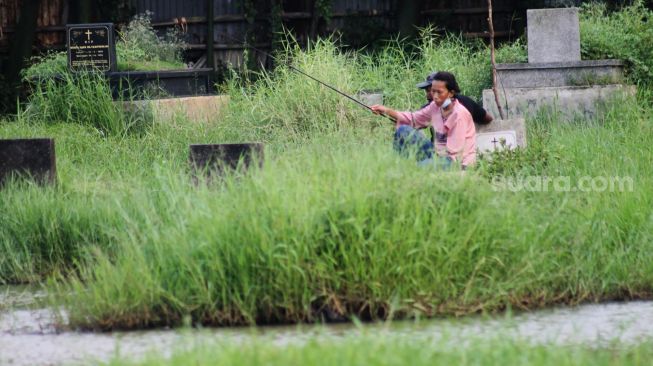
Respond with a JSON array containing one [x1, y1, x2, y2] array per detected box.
[[488, 0, 505, 119]]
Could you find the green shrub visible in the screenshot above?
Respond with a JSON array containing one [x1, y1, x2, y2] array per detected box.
[[117, 12, 187, 71], [580, 1, 653, 86], [20, 52, 68, 81]]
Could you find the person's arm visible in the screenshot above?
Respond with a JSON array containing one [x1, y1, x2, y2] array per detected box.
[[370, 103, 435, 129]]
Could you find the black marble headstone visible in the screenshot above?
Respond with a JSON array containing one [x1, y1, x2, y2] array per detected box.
[[189, 143, 264, 180], [0, 139, 57, 185], [67, 23, 117, 72]]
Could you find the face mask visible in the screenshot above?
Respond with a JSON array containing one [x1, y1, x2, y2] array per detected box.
[[441, 97, 452, 109]]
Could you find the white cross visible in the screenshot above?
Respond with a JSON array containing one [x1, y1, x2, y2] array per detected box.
[[85, 29, 93, 41]]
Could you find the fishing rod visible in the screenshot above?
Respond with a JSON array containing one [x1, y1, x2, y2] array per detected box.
[[220, 34, 396, 123]]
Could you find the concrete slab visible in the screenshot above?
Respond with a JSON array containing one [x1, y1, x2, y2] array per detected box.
[[476, 118, 527, 149], [482, 84, 636, 120], [357, 91, 383, 106], [122, 95, 230, 124], [527, 8, 581, 63], [496, 60, 625, 88]]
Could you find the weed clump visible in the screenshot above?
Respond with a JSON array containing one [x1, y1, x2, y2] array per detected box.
[[20, 72, 151, 136], [580, 1, 653, 86], [117, 12, 187, 71]]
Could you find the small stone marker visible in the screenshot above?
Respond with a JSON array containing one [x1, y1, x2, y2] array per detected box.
[[527, 8, 581, 64], [189, 143, 264, 179], [476, 118, 527, 153], [67, 23, 117, 72], [0, 139, 56, 185], [357, 90, 383, 106], [476, 131, 518, 152]]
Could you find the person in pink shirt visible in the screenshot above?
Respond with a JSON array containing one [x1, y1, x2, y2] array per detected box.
[[370, 72, 477, 169]]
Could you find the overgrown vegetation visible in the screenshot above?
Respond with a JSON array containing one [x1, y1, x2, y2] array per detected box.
[[0, 2, 651, 330], [116, 12, 187, 71], [22, 13, 186, 81], [19, 72, 151, 136], [17, 12, 187, 135], [580, 0, 653, 86]]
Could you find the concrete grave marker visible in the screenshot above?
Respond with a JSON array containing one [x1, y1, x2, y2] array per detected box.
[[476, 118, 527, 149], [527, 8, 581, 64], [484, 8, 634, 120], [476, 131, 518, 152], [189, 143, 264, 180], [357, 90, 383, 106], [67, 23, 117, 72], [0, 139, 56, 185]]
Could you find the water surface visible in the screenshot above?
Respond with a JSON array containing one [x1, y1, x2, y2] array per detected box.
[[2, 286, 652, 365]]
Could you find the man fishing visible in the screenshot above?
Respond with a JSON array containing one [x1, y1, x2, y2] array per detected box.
[[371, 72, 477, 169], [417, 72, 493, 124], [414, 72, 492, 145]]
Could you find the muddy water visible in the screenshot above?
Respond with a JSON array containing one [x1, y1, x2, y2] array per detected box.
[[3, 285, 653, 365]]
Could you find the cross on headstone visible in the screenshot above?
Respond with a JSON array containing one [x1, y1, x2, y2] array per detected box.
[[491, 137, 499, 149], [67, 23, 117, 72]]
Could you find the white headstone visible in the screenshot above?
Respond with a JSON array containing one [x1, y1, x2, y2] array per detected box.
[[476, 131, 518, 153], [475, 118, 527, 148], [357, 91, 383, 106]]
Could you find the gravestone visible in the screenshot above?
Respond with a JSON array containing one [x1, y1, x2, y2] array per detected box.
[[527, 8, 580, 64], [476, 118, 526, 153], [476, 131, 518, 152], [189, 143, 264, 180], [0, 139, 56, 185], [484, 8, 633, 120], [357, 90, 383, 106], [67, 23, 117, 72]]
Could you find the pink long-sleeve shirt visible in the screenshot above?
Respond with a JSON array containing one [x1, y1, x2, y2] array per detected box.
[[395, 99, 477, 166]]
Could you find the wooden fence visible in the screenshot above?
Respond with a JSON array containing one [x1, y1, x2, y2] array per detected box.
[[0, 0, 574, 69]]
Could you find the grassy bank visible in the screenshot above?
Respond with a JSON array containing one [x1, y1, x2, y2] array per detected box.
[[109, 335, 653, 366], [0, 3, 652, 329], [50, 99, 653, 329]]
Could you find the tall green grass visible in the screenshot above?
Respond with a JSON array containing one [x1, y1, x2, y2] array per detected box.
[[0, 3, 652, 329], [580, 0, 653, 87], [40, 92, 653, 329], [20, 72, 151, 136]]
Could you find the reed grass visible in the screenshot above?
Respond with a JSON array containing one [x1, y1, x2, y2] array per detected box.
[[39, 91, 653, 329], [20, 72, 152, 136]]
